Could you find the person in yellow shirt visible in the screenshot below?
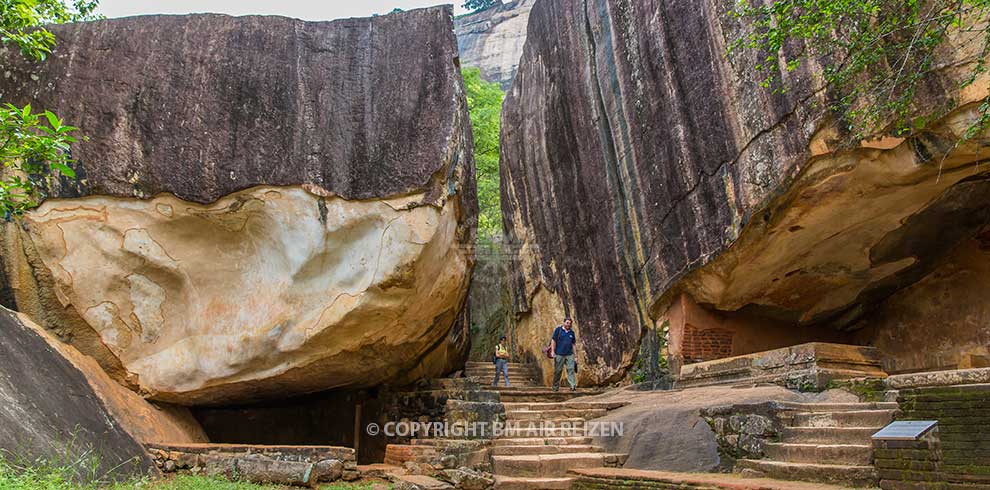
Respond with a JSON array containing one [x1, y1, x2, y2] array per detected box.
[[493, 335, 510, 387]]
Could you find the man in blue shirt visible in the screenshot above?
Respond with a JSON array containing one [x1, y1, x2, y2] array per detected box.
[[550, 317, 577, 392]]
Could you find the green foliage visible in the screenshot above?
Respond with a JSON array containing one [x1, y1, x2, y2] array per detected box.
[[0, 103, 79, 216], [730, 0, 990, 141], [461, 0, 499, 13], [1, 0, 101, 61], [0, 0, 97, 217], [631, 321, 669, 384], [130, 475, 286, 490], [462, 67, 505, 244], [1, 454, 392, 489]]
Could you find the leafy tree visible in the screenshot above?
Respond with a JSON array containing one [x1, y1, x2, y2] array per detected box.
[[0, 104, 78, 215], [730, 0, 990, 142], [1, 0, 99, 60], [0, 0, 97, 217], [462, 0, 499, 13], [462, 67, 505, 244]]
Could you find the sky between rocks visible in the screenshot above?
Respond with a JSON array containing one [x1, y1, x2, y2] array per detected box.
[[97, 1, 469, 21]]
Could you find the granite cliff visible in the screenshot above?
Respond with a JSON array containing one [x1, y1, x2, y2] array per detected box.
[[500, 0, 990, 384], [455, 1, 534, 90]]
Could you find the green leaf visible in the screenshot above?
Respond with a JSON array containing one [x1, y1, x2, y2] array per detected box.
[[50, 163, 75, 178], [44, 111, 61, 129]]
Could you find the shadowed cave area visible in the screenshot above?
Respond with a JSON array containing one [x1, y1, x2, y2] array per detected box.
[[191, 388, 389, 465], [667, 171, 990, 376]]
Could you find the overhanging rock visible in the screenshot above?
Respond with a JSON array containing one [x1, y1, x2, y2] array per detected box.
[[0, 8, 477, 405]]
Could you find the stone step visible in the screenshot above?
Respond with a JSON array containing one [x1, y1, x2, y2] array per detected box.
[[466, 370, 540, 378], [502, 401, 627, 411], [503, 419, 589, 430], [393, 474, 454, 490], [491, 444, 603, 456], [501, 426, 591, 438], [780, 427, 878, 445], [484, 386, 594, 392], [786, 410, 895, 428], [492, 453, 626, 478], [493, 437, 594, 447], [570, 468, 865, 490], [500, 393, 603, 403], [466, 362, 535, 369], [736, 459, 878, 488], [465, 365, 538, 371], [471, 373, 543, 387], [777, 402, 899, 412], [494, 476, 573, 490], [505, 409, 608, 421], [764, 443, 873, 465]]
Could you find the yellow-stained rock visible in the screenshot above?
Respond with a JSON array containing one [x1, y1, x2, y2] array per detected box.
[[2, 186, 472, 405]]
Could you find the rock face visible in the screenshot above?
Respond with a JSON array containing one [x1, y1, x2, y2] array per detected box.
[[455, 1, 534, 90], [0, 306, 157, 479], [500, 0, 990, 384], [0, 8, 476, 405]]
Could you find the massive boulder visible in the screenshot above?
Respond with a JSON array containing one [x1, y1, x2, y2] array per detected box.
[[0, 306, 159, 478], [500, 0, 990, 384], [0, 8, 476, 405], [455, 0, 534, 90]]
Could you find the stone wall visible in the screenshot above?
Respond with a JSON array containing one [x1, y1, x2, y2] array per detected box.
[[147, 443, 357, 486], [700, 403, 784, 471], [676, 343, 885, 390], [873, 432, 946, 490], [883, 384, 990, 487], [665, 294, 854, 373]]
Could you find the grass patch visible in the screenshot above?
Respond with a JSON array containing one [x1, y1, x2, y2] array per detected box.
[[134, 475, 288, 489], [0, 452, 393, 490]]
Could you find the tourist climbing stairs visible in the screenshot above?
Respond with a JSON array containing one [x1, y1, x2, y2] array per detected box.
[[737, 401, 898, 488]]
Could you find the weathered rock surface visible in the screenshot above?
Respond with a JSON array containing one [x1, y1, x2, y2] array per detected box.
[[500, 0, 990, 384], [0, 8, 476, 405], [0, 306, 157, 479], [15, 307, 209, 444], [455, 1, 533, 90]]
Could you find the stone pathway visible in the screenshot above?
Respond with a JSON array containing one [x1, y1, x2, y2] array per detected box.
[[462, 362, 629, 490], [736, 401, 897, 488], [569, 467, 871, 490]]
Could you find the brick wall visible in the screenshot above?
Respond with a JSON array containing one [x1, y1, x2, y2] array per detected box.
[[682, 325, 734, 363], [876, 383, 990, 489]]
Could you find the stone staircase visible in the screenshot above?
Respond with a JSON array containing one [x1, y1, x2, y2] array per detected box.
[[383, 362, 626, 489], [492, 400, 629, 490], [737, 401, 898, 488], [466, 361, 606, 403], [463, 361, 627, 490]]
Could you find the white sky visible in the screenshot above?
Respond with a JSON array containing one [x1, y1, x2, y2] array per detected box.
[[96, 1, 469, 22]]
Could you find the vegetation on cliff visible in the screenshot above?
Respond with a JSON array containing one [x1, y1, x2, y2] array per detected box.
[[0, 0, 95, 216], [463, 66, 505, 244], [462, 0, 499, 13], [732, 0, 990, 140]]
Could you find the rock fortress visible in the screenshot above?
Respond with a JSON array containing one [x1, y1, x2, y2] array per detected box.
[[0, 2, 988, 490]]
